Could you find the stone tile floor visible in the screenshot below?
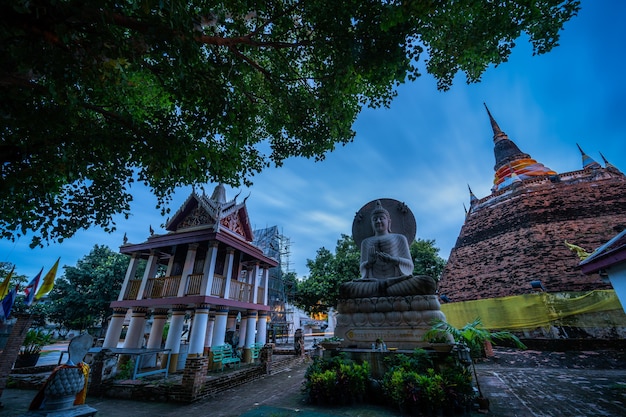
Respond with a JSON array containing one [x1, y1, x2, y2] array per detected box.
[[2, 347, 626, 416]]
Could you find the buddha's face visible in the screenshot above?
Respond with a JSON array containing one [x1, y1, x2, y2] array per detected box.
[[371, 213, 390, 235]]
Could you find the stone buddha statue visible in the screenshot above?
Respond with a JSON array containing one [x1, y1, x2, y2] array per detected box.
[[335, 199, 447, 350], [340, 199, 437, 298]]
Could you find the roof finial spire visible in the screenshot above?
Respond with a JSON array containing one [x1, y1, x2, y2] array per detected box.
[[600, 152, 622, 173], [484, 103, 507, 143], [463, 203, 470, 219], [600, 152, 610, 166], [576, 143, 601, 170], [468, 184, 478, 205]]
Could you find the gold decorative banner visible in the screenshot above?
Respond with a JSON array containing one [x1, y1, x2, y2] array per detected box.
[[441, 290, 625, 330]]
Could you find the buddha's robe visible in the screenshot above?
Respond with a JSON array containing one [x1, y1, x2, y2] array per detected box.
[[360, 234, 413, 279], [339, 233, 437, 298]]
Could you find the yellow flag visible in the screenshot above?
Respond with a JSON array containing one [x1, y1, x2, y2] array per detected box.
[[0, 266, 14, 299], [35, 258, 60, 300]]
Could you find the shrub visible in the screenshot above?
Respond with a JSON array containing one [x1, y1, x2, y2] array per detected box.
[[303, 354, 369, 405], [383, 348, 433, 374], [382, 349, 474, 414], [440, 366, 474, 412], [307, 369, 339, 404], [304, 349, 475, 414], [115, 358, 135, 380]]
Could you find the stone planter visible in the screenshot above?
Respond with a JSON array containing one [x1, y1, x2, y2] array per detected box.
[[14, 352, 40, 368], [320, 342, 341, 350], [428, 343, 454, 353]]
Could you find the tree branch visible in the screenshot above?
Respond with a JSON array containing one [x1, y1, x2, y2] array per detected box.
[[227, 45, 273, 79]]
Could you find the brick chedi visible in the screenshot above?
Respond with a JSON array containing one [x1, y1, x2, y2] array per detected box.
[[438, 106, 626, 303]]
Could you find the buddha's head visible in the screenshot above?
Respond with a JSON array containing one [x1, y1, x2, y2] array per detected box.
[[371, 200, 392, 234]]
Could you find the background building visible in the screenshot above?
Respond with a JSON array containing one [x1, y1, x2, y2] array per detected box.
[[438, 108, 626, 341]]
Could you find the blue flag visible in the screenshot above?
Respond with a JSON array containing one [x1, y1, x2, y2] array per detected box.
[[0, 286, 18, 321], [24, 268, 43, 307]]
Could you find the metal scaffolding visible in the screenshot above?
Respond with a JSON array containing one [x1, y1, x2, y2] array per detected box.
[[252, 226, 294, 342]]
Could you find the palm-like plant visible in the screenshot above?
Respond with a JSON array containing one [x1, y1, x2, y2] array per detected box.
[[424, 317, 526, 359], [20, 328, 52, 356]]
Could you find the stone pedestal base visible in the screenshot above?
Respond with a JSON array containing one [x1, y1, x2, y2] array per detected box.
[[335, 294, 447, 350]]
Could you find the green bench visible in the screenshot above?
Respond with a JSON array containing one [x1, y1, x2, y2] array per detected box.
[[250, 342, 264, 362], [211, 343, 241, 371]]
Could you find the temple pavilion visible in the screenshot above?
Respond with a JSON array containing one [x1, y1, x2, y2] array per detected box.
[[102, 183, 278, 371]]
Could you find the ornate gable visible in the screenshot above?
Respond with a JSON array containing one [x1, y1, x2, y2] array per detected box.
[[165, 184, 254, 241], [165, 192, 209, 232], [178, 205, 212, 229], [212, 196, 254, 241]]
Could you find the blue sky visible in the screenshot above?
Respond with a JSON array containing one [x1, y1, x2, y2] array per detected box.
[[2, 1, 626, 281]]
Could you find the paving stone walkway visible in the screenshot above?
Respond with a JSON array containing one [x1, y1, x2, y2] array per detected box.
[[1, 348, 625, 417], [477, 367, 626, 417]]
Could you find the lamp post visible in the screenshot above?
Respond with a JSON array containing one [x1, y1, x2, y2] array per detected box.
[[456, 342, 489, 409]]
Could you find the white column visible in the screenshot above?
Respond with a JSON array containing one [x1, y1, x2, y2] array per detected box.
[[262, 267, 270, 306], [117, 254, 140, 301], [257, 311, 268, 345], [147, 309, 169, 349], [237, 312, 248, 348], [245, 310, 258, 348], [211, 306, 229, 347], [123, 307, 148, 349], [227, 311, 238, 332], [145, 308, 169, 367], [223, 248, 235, 299], [201, 242, 219, 296], [138, 250, 159, 300], [251, 262, 260, 304], [204, 312, 215, 354], [242, 310, 258, 363], [178, 244, 198, 297], [165, 252, 175, 276], [103, 308, 128, 348], [188, 304, 209, 356], [164, 305, 187, 372]]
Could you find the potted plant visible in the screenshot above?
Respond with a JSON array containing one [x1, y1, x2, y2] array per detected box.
[[15, 328, 52, 368], [319, 336, 343, 350]]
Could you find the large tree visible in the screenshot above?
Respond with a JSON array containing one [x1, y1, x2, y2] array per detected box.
[[294, 234, 446, 313], [410, 238, 447, 280], [46, 245, 133, 333], [295, 234, 359, 314], [0, 1, 580, 246]]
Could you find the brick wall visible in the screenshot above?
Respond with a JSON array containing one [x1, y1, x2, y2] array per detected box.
[[439, 172, 626, 302], [180, 356, 209, 402], [100, 354, 306, 403], [0, 314, 34, 397]]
